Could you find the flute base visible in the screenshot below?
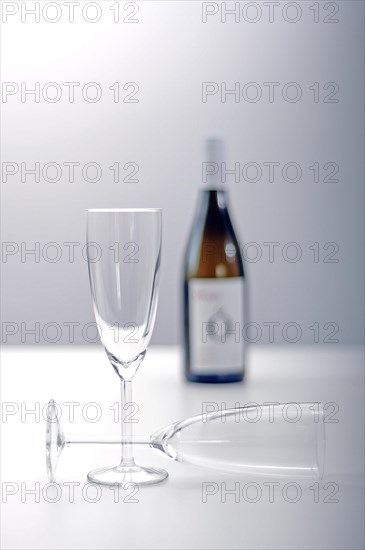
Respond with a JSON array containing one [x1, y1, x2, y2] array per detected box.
[[87, 464, 168, 486]]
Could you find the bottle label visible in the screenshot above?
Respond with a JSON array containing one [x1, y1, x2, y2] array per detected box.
[[189, 277, 244, 374]]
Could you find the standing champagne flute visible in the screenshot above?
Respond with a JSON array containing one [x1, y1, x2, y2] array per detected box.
[[86, 208, 166, 486]]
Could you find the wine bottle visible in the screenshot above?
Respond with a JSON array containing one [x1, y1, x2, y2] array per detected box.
[[183, 139, 245, 383]]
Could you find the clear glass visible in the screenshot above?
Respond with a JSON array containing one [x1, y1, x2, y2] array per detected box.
[[46, 401, 325, 482], [86, 208, 167, 486]]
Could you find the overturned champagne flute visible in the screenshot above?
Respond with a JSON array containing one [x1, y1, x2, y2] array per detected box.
[[46, 400, 325, 483]]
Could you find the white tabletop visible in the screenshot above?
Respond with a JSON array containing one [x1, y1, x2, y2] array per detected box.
[[1, 345, 364, 549]]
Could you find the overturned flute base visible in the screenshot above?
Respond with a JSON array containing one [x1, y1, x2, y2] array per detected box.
[[87, 464, 168, 486]]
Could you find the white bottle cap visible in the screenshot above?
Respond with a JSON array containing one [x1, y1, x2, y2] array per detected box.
[[205, 138, 225, 188]]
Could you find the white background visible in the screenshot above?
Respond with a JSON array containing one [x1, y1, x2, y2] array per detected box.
[[1, 0, 364, 345]]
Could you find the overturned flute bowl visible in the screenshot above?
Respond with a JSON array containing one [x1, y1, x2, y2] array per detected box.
[[46, 400, 325, 485]]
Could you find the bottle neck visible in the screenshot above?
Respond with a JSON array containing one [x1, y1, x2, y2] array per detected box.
[[199, 189, 228, 218], [185, 188, 242, 278]]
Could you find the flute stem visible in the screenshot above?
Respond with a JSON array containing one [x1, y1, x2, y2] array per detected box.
[[65, 435, 151, 446], [120, 378, 135, 466]]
